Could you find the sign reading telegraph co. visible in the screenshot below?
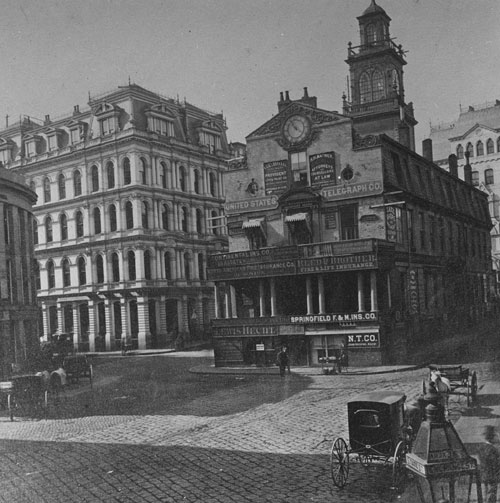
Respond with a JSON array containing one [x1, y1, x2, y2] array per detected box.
[[321, 181, 383, 201]]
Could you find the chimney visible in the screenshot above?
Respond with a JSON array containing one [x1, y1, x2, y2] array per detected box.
[[278, 91, 288, 112], [448, 154, 458, 177], [303, 87, 309, 98], [463, 151, 472, 184], [73, 105, 80, 115], [285, 90, 290, 101], [44, 114, 51, 125], [422, 138, 433, 162]]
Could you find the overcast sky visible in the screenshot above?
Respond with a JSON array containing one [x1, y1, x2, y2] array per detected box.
[[1, 0, 499, 151]]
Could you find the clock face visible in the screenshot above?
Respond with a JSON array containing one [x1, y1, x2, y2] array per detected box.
[[283, 115, 311, 144]]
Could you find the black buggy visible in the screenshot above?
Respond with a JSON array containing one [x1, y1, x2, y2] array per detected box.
[[330, 390, 416, 491]]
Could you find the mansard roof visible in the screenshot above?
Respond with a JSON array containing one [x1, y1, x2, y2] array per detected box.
[[449, 123, 498, 142]]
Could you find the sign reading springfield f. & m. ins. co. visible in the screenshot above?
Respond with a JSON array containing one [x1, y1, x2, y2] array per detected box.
[[321, 181, 383, 201], [224, 195, 279, 215], [289, 312, 378, 324]]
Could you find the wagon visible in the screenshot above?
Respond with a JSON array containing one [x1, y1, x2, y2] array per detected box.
[[3, 374, 49, 421], [428, 364, 477, 407], [330, 390, 415, 492], [63, 355, 93, 387]]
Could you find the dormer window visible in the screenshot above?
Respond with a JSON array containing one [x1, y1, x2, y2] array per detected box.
[[94, 102, 120, 137], [24, 135, 41, 158], [0, 138, 13, 165], [48, 134, 58, 151], [146, 104, 176, 137], [198, 120, 222, 154], [45, 127, 63, 152], [66, 120, 87, 145]]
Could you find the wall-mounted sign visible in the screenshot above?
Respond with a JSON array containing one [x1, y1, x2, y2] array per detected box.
[[321, 181, 383, 201], [408, 269, 419, 314], [346, 332, 380, 348], [289, 312, 378, 324], [264, 160, 288, 195], [213, 325, 279, 337], [224, 195, 279, 215], [297, 253, 376, 274], [256, 343, 265, 351], [309, 151, 336, 187], [386, 206, 397, 242]]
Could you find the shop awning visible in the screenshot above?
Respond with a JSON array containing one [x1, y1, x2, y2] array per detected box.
[[242, 219, 264, 229], [285, 212, 309, 223]]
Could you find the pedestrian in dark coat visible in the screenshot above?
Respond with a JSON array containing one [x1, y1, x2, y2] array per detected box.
[[478, 425, 500, 503], [276, 346, 290, 377]]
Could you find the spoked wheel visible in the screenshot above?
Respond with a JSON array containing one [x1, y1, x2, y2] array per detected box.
[[330, 437, 350, 488], [391, 441, 407, 492], [470, 371, 478, 405]]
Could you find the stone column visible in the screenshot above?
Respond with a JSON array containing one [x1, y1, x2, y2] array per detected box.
[[358, 272, 365, 312], [214, 283, 220, 318], [224, 286, 230, 319], [306, 276, 313, 315], [42, 303, 49, 341], [270, 278, 277, 317], [88, 299, 96, 352], [318, 275, 325, 314], [72, 304, 80, 352], [57, 301, 64, 334], [137, 296, 150, 349], [230, 284, 237, 318], [120, 298, 129, 341], [370, 271, 378, 312], [104, 298, 113, 351], [259, 280, 266, 317]]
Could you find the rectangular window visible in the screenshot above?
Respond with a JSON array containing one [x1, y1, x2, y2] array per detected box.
[[429, 215, 435, 251], [70, 128, 80, 144], [394, 206, 404, 244], [48, 135, 58, 151], [339, 204, 359, 241], [290, 152, 309, 186], [100, 118, 114, 136], [419, 212, 425, 249], [407, 208, 415, 250], [4, 204, 11, 245], [26, 140, 36, 157]]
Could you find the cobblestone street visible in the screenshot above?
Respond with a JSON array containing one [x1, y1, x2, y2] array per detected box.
[[0, 351, 495, 502]]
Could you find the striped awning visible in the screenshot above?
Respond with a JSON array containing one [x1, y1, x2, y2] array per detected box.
[[242, 219, 264, 229], [285, 212, 309, 223]]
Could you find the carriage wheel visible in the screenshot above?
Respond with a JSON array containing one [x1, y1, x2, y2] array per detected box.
[[470, 371, 478, 404], [391, 441, 407, 492], [330, 437, 350, 488]]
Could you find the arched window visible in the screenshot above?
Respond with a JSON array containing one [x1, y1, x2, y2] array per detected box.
[[144, 250, 151, 280], [91, 165, 99, 192], [128, 250, 136, 280], [209, 172, 216, 196], [123, 157, 131, 185], [198, 253, 204, 280], [60, 214, 68, 241], [366, 23, 376, 44], [371, 70, 385, 101], [78, 256, 86, 285], [160, 161, 168, 188], [58, 174, 66, 199], [164, 252, 171, 280], [179, 166, 187, 192], [111, 252, 120, 282], [485, 169, 494, 185], [62, 258, 71, 287], [125, 201, 134, 229], [487, 139, 494, 154], [96, 254, 104, 284], [142, 201, 149, 229], [74, 170, 82, 196], [33, 220, 38, 245], [196, 208, 203, 234], [194, 169, 201, 194], [181, 207, 188, 232], [47, 260, 55, 289], [497, 137, 500, 153], [43, 177, 51, 203], [109, 204, 117, 231], [140, 158, 147, 185], [107, 161, 115, 188], [161, 204, 169, 230], [75, 210, 84, 238], [472, 171, 479, 186], [211, 210, 218, 235], [34, 260, 41, 290], [93, 207, 101, 234], [359, 73, 371, 104], [184, 252, 191, 280], [456, 145, 464, 159], [466, 143, 474, 157], [477, 141, 484, 156], [45, 216, 53, 242]]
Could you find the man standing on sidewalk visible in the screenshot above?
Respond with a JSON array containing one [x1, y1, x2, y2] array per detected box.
[[276, 346, 290, 377], [478, 425, 500, 503]]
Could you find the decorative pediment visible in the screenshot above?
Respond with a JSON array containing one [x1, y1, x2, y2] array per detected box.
[[65, 119, 87, 129], [146, 103, 177, 118], [450, 123, 497, 141], [43, 126, 63, 136], [94, 102, 120, 117], [0, 137, 14, 151], [23, 133, 42, 142], [248, 103, 342, 139], [197, 119, 223, 133]]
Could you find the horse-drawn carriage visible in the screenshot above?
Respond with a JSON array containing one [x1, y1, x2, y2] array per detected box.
[[330, 391, 418, 492]]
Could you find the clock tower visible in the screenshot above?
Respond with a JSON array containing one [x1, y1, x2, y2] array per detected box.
[[344, 0, 417, 150]]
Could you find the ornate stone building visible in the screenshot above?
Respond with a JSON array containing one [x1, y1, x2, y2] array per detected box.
[[0, 166, 39, 376], [428, 101, 500, 290], [1, 84, 229, 352], [207, 1, 493, 367]]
